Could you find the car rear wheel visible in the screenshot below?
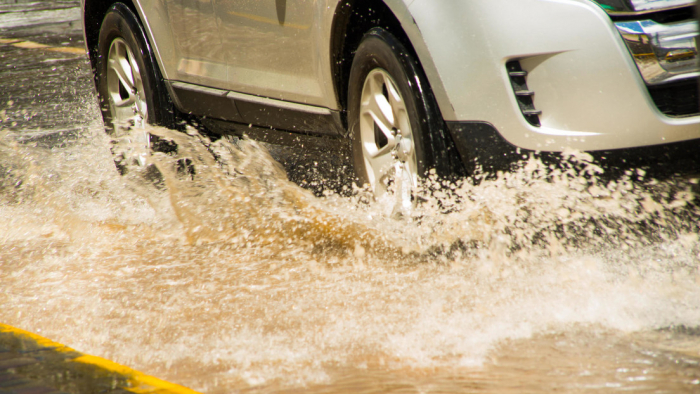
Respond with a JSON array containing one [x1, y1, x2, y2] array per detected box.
[[95, 3, 175, 167], [347, 27, 455, 196]]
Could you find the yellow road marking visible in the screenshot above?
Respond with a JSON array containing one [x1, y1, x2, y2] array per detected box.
[[12, 40, 49, 49], [228, 10, 309, 30], [0, 37, 85, 54], [47, 46, 86, 55], [0, 323, 201, 394]]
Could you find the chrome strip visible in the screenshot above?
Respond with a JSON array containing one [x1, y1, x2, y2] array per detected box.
[[593, 0, 695, 15], [170, 81, 228, 97], [170, 81, 333, 116], [226, 91, 332, 115], [615, 19, 699, 85]]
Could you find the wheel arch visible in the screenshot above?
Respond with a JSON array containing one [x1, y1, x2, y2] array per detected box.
[[82, 0, 173, 82], [329, 0, 455, 127], [84, 0, 134, 68]]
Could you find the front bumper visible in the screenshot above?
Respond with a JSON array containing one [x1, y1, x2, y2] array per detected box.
[[409, 0, 700, 153], [446, 121, 700, 179]]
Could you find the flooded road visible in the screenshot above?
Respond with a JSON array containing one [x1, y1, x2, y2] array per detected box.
[[2, 5, 700, 393]]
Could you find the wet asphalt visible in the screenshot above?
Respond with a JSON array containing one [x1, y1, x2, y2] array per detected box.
[[0, 0, 92, 149], [0, 328, 125, 394]]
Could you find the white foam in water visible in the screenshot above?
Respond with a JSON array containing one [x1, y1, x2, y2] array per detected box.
[[1, 124, 699, 393]]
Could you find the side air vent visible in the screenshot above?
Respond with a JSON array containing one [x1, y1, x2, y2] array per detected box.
[[647, 77, 700, 117], [506, 60, 541, 127]]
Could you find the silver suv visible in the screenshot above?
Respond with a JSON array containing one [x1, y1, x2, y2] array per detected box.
[[81, 0, 700, 193]]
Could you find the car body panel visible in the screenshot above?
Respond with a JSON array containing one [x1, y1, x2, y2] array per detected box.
[[409, 0, 699, 151], [166, 0, 227, 88], [214, 0, 324, 104], [84, 0, 700, 155], [134, 0, 343, 108]]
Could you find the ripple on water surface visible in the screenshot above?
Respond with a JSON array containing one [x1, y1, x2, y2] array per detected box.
[[1, 122, 699, 393]]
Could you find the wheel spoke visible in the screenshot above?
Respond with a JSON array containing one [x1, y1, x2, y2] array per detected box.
[[370, 73, 396, 128], [113, 104, 135, 122], [394, 108, 410, 137], [109, 55, 134, 93], [125, 45, 147, 122], [362, 83, 395, 142], [396, 109, 414, 153], [358, 68, 419, 195], [128, 52, 142, 90], [113, 95, 135, 108], [363, 142, 395, 192], [385, 76, 403, 113], [368, 99, 395, 141], [365, 136, 394, 159], [384, 77, 413, 141], [403, 155, 419, 187]]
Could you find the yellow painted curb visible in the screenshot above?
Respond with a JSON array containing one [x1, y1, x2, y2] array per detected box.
[[0, 324, 201, 394]]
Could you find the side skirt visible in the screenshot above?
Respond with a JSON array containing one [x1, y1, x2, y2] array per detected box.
[[166, 81, 345, 137], [202, 117, 348, 152]]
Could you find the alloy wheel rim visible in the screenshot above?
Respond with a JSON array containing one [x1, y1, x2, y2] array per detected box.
[[359, 68, 418, 195], [106, 37, 149, 166], [106, 37, 148, 130]]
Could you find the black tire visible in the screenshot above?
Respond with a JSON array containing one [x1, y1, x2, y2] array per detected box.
[[95, 3, 175, 133], [347, 27, 459, 192]]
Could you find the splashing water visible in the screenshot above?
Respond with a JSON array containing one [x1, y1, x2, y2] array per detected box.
[[1, 118, 699, 393]]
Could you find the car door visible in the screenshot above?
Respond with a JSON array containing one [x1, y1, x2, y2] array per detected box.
[[213, 0, 324, 106], [165, 0, 227, 87]]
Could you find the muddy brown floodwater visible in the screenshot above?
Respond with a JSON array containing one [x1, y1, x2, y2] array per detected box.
[[2, 12, 700, 394]]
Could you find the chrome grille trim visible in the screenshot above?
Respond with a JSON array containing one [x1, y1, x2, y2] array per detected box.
[[614, 19, 698, 85], [593, 0, 695, 15]]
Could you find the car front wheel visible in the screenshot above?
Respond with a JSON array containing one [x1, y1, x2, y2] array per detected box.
[[347, 27, 455, 196]]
